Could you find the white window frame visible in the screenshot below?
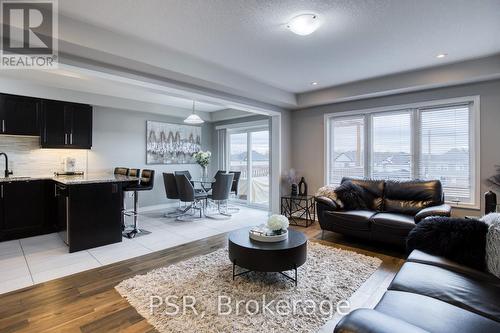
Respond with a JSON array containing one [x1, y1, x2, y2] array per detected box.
[[324, 96, 480, 209], [226, 124, 270, 209]]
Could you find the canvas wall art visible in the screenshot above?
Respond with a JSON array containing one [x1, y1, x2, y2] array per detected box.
[[146, 121, 202, 164]]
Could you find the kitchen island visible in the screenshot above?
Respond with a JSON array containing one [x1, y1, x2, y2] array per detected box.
[[0, 174, 138, 252]]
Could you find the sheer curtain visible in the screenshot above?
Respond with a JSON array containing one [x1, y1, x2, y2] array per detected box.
[[217, 128, 227, 171]]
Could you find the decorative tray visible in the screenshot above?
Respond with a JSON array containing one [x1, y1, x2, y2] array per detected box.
[[249, 225, 288, 242]]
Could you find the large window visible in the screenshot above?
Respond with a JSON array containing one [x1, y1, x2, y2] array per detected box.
[[326, 97, 479, 207], [329, 116, 364, 184], [228, 127, 270, 208]]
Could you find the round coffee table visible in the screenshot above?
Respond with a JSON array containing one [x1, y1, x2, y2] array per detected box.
[[228, 227, 307, 285]]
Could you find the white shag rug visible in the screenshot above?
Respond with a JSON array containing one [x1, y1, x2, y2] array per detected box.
[[115, 242, 381, 333]]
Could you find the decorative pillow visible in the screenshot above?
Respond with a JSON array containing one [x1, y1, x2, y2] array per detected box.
[[406, 217, 489, 270], [481, 213, 500, 278], [315, 185, 344, 209], [334, 181, 368, 211]]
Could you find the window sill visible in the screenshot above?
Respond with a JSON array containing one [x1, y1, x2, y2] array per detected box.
[[448, 202, 480, 211]]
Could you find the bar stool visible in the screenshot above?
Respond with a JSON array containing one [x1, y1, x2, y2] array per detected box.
[[114, 167, 129, 176], [128, 168, 140, 178], [123, 169, 155, 238], [114, 167, 130, 230]]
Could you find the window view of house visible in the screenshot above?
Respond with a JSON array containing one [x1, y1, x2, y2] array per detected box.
[[328, 102, 476, 205]]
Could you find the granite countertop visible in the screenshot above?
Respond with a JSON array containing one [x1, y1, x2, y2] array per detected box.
[[0, 174, 140, 185]]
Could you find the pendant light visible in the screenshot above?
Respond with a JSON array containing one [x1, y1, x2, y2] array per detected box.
[[184, 100, 204, 124]]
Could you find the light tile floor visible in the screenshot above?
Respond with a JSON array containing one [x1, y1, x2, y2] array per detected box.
[[0, 205, 269, 295]]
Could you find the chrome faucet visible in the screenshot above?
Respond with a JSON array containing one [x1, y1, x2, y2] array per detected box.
[[0, 152, 13, 178]]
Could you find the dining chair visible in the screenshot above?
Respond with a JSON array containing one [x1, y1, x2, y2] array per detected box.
[[163, 173, 183, 216], [206, 173, 234, 219], [228, 171, 242, 212], [175, 174, 207, 220]]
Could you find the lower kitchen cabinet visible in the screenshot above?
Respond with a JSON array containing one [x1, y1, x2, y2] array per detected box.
[[64, 182, 123, 252], [0, 180, 55, 241]]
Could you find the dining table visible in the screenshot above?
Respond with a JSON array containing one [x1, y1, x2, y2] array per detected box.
[[190, 177, 216, 191]]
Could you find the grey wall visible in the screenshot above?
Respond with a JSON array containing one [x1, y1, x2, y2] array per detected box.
[[88, 106, 213, 208], [291, 79, 500, 216]]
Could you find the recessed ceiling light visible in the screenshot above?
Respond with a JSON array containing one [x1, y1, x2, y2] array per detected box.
[[287, 14, 320, 36], [436, 53, 448, 58], [311, 81, 319, 86]]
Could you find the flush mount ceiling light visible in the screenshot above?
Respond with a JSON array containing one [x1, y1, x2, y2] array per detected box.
[[311, 81, 319, 86], [436, 53, 448, 58], [184, 101, 204, 124], [287, 14, 320, 36]]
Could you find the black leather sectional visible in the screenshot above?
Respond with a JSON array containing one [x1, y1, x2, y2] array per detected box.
[[315, 178, 452, 247], [335, 250, 500, 333]]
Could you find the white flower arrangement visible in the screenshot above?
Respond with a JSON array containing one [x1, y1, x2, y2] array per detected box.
[[267, 214, 290, 232], [193, 150, 211, 167]]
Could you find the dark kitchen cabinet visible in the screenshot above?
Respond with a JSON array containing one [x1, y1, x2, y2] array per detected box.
[[0, 94, 40, 136], [0, 180, 49, 240], [66, 103, 92, 148], [41, 100, 92, 149], [65, 182, 123, 252], [41, 100, 66, 146]]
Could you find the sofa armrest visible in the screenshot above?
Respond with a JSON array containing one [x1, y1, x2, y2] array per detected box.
[[335, 309, 429, 333], [315, 196, 338, 211], [414, 203, 451, 223]]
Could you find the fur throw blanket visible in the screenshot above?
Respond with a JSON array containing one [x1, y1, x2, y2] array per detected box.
[[407, 217, 489, 270]]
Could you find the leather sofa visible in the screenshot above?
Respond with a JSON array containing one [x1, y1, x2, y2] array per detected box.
[[315, 178, 451, 247], [334, 250, 500, 333]]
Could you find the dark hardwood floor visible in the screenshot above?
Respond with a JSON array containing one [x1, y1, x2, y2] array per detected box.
[[0, 223, 405, 333]]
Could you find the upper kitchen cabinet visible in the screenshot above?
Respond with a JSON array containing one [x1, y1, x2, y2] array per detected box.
[[41, 100, 93, 149], [0, 94, 41, 136]]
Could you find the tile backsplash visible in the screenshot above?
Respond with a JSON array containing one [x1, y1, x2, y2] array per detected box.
[[0, 136, 88, 176]]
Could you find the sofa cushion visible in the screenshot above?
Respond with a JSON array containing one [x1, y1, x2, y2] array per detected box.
[[407, 250, 499, 282], [384, 180, 443, 215], [342, 177, 385, 211], [375, 291, 500, 333], [315, 185, 344, 209], [370, 213, 415, 247], [388, 262, 500, 322], [334, 309, 429, 333], [371, 212, 415, 234], [325, 210, 375, 231]]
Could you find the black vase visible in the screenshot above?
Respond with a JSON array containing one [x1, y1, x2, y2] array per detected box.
[[291, 183, 298, 196], [485, 190, 497, 214], [298, 177, 308, 196]]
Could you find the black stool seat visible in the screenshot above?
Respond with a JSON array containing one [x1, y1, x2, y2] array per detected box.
[[125, 182, 154, 191]]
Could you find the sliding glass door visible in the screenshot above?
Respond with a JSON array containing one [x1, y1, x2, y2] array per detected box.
[[228, 128, 270, 208]]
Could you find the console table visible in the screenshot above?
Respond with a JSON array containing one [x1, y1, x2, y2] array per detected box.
[[281, 195, 316, 227]]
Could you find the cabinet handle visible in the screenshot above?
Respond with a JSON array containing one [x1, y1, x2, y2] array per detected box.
[[65, 133, 68, 145], [70, 133, 73, 144], [1, 184, 3, 199], [1, 119, 4, 133]]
